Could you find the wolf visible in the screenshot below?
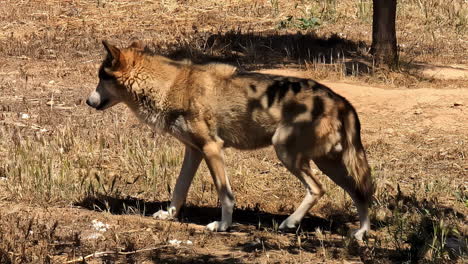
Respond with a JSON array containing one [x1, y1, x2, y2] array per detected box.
[[86, 41, 374, 240]]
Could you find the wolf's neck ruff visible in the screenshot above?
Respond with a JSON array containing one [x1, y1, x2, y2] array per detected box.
[[118, 56, 182, 132]]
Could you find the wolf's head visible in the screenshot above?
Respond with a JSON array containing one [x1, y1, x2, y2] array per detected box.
[[86, 41, 144, 110]]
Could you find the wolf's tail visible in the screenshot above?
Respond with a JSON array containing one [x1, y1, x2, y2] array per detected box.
[[341, 109, 374, 204]]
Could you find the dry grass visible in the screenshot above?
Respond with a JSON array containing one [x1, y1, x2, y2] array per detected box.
[[0, 0, 467, 263]]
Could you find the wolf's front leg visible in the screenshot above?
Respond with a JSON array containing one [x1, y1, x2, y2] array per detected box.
[[202, 142, 234, 232], [153, 146, 203, 220]]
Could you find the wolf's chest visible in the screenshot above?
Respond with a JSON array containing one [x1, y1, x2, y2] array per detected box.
[[139, 109, 193, 143]]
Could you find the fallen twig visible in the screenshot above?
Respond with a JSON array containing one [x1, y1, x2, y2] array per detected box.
[[65, 245, 189, 263]]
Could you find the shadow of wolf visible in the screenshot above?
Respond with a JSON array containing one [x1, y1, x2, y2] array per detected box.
[[78, 194, 345, 233]]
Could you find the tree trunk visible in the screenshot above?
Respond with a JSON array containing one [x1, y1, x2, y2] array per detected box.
[[371, 0, 398, 68]]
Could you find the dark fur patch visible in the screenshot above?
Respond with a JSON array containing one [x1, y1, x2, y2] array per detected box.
[[266, 82, 278, 107], [277, 81, 290, 102], [311, 96, 325, 120], [247, 99, 262, 112], [266, 79, 302, 107], [165, 110, 187, 127], [291, 82, 302, 93], [282, 101, 308, 122], [98, 67, 115, 81]]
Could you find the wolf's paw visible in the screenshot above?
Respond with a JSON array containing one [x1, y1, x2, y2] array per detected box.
[[206, 221, 229, 232], [279, 218, 299, 230], [153, 207, 176, 220]]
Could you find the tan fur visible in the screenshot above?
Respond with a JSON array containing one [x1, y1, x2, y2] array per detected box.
[[86, 41, 374, 239]]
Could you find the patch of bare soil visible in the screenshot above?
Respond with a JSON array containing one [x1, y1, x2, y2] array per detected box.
[[415, 64, 468, 80]]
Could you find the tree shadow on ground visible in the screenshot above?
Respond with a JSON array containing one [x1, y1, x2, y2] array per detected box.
[[156, 30, 373, 75], [163, 30, 468, 80]]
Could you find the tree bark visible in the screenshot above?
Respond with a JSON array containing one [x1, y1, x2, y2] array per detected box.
[[371, 0, 398, 68]]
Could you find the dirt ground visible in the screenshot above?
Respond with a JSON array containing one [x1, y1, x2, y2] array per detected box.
[[0, 0, 467, 263]]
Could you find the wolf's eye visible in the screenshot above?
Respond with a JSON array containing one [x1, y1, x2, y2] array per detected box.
[[98, 68, 114, 81]]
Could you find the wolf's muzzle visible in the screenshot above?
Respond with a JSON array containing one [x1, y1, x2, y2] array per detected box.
[[86, 96, 109, 110]]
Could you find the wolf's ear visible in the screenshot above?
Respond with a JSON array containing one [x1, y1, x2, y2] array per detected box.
[[129, 40, 144, 50], [102, 40, 127, 71], [102, 40, 121, 60]]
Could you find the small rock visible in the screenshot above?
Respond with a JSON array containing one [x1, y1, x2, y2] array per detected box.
[[414, 109, 422, 115], [453, 102, 463, 107], [49, 80, 55, 84], [46, 100, 54, 106], [168, 239, 182, 246], [21, 113, 30, 119], [91, 219, 109, 232]]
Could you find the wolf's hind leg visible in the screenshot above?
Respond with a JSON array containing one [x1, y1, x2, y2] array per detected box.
[[153, 146, 203, 220], [313, 156, 371, 240], [203, 142, 234, 232], [272, 126, 326, 230]]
